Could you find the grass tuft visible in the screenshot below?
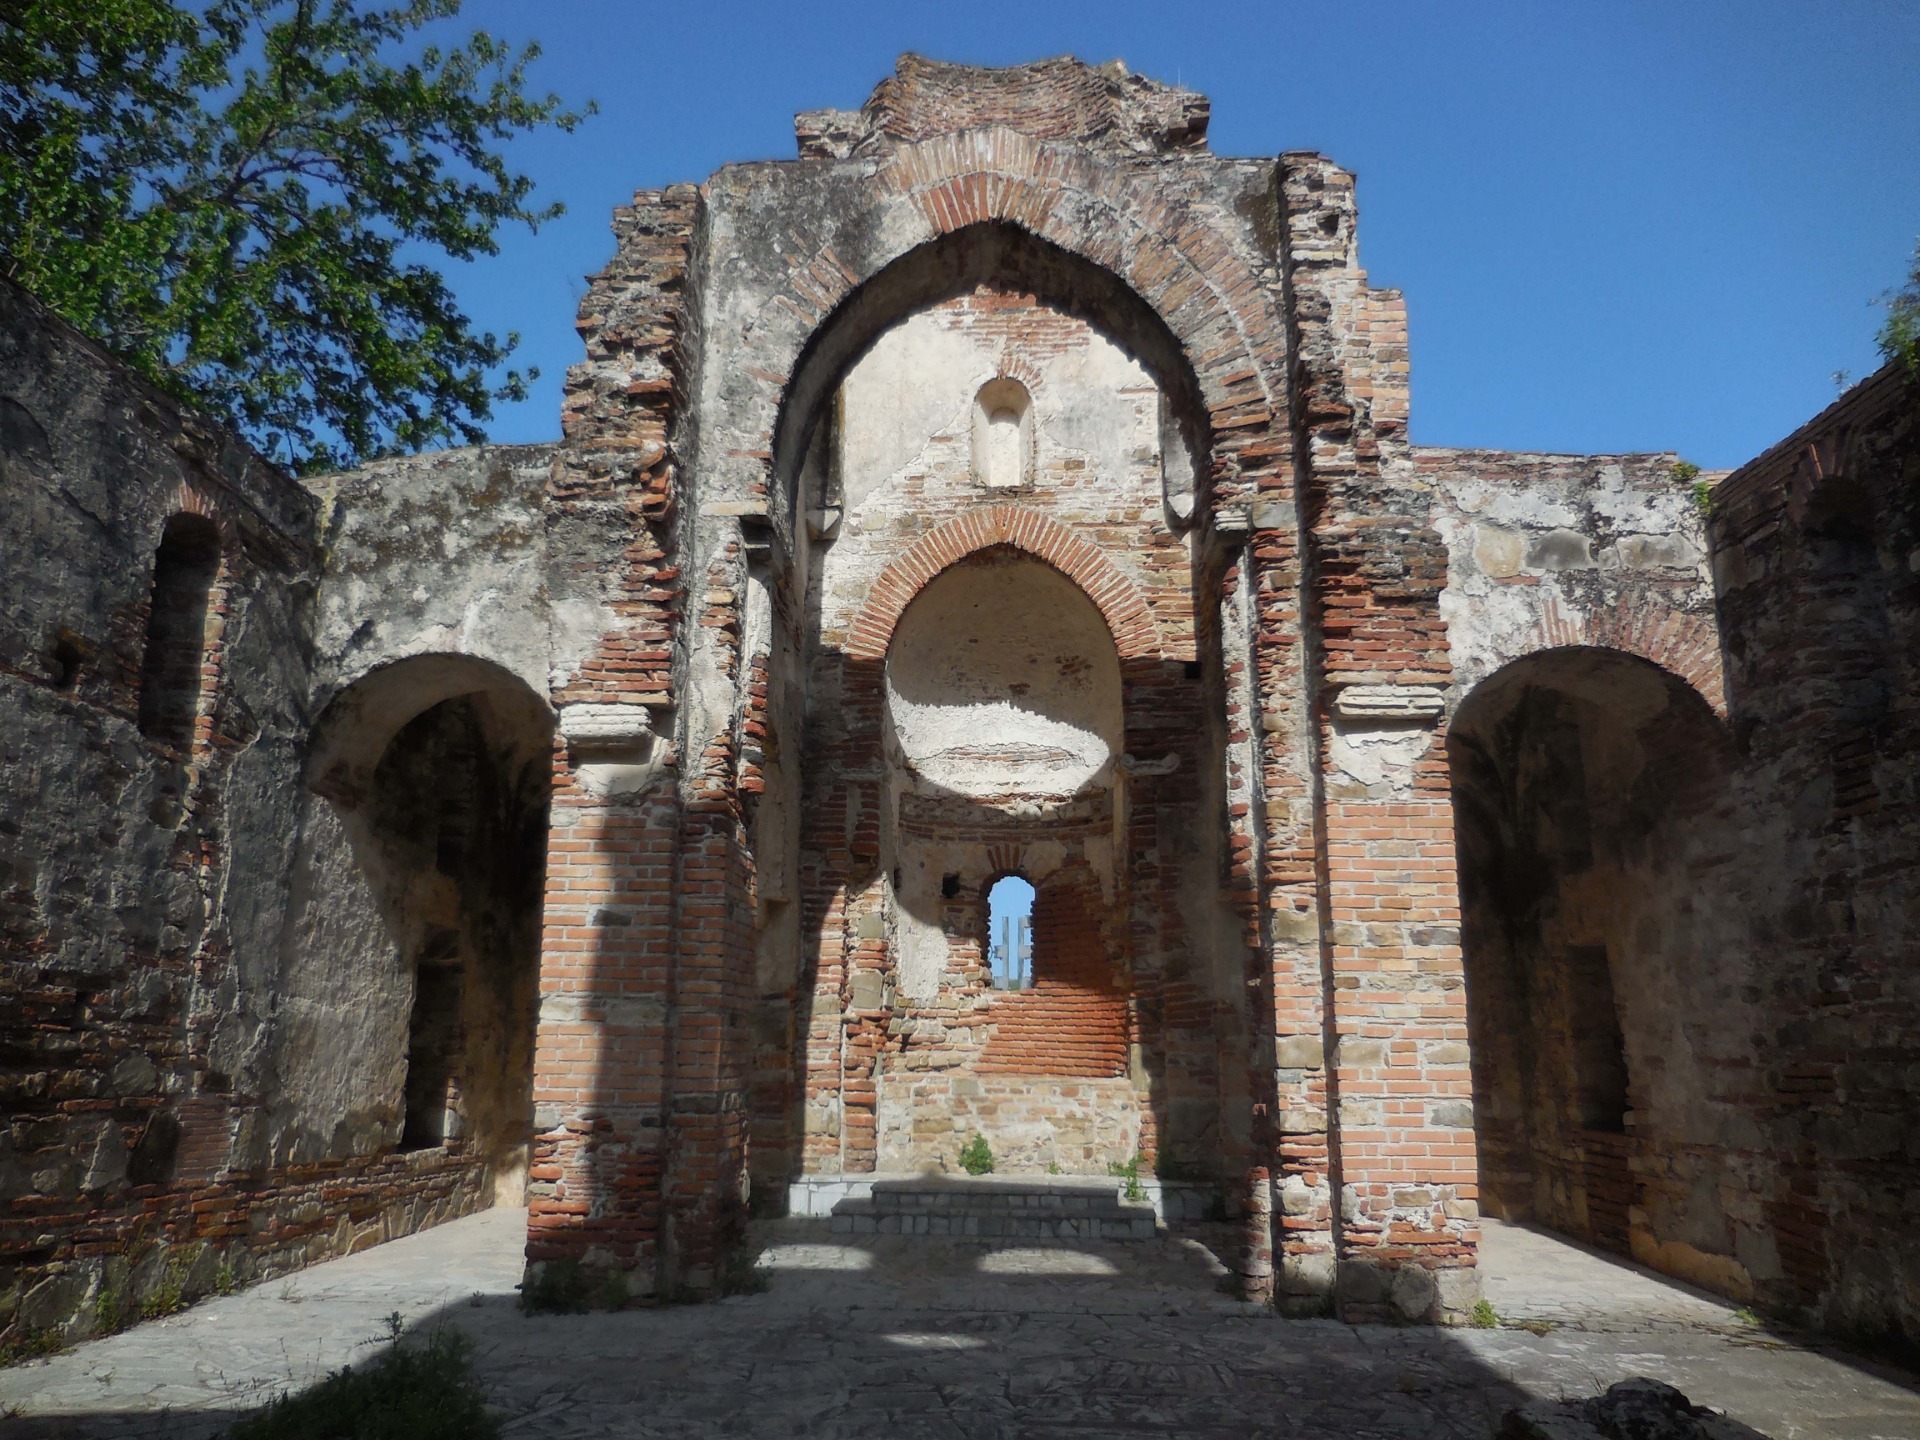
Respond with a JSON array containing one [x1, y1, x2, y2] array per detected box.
[[224, 1323, 498, 1440]]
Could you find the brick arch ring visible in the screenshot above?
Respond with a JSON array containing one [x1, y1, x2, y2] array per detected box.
[[846, 505, 1161, 662], [748, 128, 1294, 502], [1486, 596, 1728, 717]]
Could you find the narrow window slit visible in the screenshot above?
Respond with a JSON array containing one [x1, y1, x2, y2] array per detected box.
[[986, 875, 1034, 990]]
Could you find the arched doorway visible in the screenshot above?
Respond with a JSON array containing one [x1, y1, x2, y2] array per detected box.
[[1448, 647, 1729, 1256]]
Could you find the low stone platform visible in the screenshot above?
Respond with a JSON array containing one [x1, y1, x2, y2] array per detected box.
[[828, 1174, 1158, 1240]]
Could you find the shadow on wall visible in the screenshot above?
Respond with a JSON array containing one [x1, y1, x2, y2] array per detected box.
[[1448, 646, 1733, 1265], [304, 655, 553, 1203]]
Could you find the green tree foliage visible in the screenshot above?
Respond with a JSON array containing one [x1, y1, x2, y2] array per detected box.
[[0, 0, 589, 471], [1880, 238, 1920, 382]]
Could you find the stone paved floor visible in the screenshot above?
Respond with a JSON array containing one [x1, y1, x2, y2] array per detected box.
[[3, 1207, 1916, 1439]]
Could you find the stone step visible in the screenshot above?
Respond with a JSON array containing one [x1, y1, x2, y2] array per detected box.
[[827, 1175, 1159, 1240]]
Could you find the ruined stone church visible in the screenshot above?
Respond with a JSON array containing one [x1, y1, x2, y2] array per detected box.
[[3, 56, 1915, 1352]]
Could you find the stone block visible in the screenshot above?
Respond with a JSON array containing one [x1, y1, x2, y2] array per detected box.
[[1390, 1264, 1437, 1322], [1274, 1034, 1325, 1069]]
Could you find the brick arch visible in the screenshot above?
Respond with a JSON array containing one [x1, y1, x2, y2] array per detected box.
[[846, 505, 1160, 661], [1527, 599, 1725, 717], [1475, 595, 1727, 718], [876, 128, 1282, 421], [166, 480, 241, 550], [743, 127, 1292, 512]]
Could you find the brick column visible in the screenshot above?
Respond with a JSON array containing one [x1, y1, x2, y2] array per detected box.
[[528, 186, 712, 1300], [529, 746, 678, 1296], [1281, 152, 1478, 1322]]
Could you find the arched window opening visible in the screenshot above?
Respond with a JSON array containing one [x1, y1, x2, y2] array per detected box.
[[137, 514, 222, 747], [972, 378, 1032, 488], [986, 875, 1034, 989], [402, 936, 465, 1151], [1567, 943, 1629, 1135]]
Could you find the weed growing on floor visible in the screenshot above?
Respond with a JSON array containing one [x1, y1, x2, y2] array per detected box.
[[94, 1279, 134, 1335], [140, 1257, 189, 1322], [0, 1324, 64, 1368], [518, 1258, 592, 1315], [223, 1323, 499, 1440], [719, 1244, 770, 1298], [959, 1133, 994, 1176], [597, 1268, 632, 1310], [1469, 1298, 1499, 1329], [1107, 1153, 1146, 1202]]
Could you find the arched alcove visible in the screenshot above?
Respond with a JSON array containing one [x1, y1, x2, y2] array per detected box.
[[293, 656, 553, 1202], [1448, 646, 1731, 1256]]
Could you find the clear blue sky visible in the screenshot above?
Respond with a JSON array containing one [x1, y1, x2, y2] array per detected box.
[[453, 0, 1919, 470]]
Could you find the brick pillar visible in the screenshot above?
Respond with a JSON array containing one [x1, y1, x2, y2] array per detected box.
[[528, 751, 678, 1296], [1281, 151, 1478, 1322], [528, 185, 708, 1301], [1238, 507, 1339, 1314]]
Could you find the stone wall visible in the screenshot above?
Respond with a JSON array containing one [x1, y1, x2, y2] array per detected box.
[[1691, 365, 1919, 1348], [1435, 364, 1920, 1353], [0, 281, 497, 1354]]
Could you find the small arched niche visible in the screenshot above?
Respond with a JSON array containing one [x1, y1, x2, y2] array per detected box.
[[971, 377, 1033, 489]]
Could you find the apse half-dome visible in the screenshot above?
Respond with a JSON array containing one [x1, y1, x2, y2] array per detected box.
[[885, 550, 1122, 798]]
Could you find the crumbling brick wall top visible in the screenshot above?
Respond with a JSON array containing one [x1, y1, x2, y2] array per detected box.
[[796, 53, 1210, 160]]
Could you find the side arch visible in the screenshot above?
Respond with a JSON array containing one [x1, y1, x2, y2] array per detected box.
[[1445, 643, 1734, 1259], [1483, 598, 1727, 718], [307, 653, 555, 809], [846, 505, 1160, 661]]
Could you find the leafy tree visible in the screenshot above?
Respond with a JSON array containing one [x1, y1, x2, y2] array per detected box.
[[1879, 237, 1920, 382], [0, 0, 589, 472]]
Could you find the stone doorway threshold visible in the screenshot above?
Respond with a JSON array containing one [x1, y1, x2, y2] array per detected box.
[[3, 1206, 1915, 1438]]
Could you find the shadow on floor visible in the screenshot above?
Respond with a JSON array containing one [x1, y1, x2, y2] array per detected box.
[[9, 1214, 1920, 1439]]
